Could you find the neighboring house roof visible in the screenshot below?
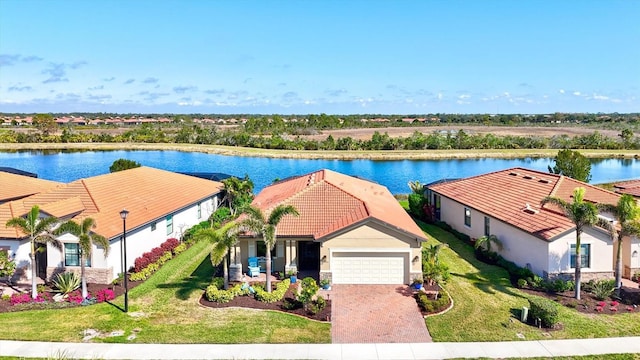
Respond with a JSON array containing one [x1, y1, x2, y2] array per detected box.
[[0, 171, 62, 203], [612, 179, 640, 198], [1, 167, 224, 240], [428, 167, 621, 241], [250, 169, 426, 241], [0, 167, 38, 178]]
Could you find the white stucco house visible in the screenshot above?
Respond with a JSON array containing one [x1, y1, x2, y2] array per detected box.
[[1, 167, 224, 284], [426, 167, 636, 281], [230, 169, 426, 285]]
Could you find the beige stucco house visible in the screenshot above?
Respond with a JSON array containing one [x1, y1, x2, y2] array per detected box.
[[427, 167, 637, 281], [228, 169, 426, 285]]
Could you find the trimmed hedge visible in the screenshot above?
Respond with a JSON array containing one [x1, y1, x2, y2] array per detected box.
[[254, 279, 291, 303], [205, 283, 245, 303], [416, 293, 449, 314], [528, 297, 559, 328]]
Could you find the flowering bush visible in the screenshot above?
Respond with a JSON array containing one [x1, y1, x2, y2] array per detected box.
[[596, 306, 604, 312], [95, 288, 115, 303], [627, 306, 634, 312], [597, 301, 606, 308], [67, 290, 84, 304], [10, 293, 32, 305], [610, 301, 619, 307]]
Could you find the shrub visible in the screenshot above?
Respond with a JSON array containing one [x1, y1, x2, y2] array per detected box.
[[173, 243, 187, 255], [632, 271, 640, 283], [544, 279, 574, 293], [296, 277, 319, 309], [416, 293, 449, 313], [309, 296, 326, 315], [0, 251, 16, 278], [161, 238, 180, 253], [527, 275, 544, 289], [157, 251, 173, 266], [95, 289, 115, 303], [255, 279, 290, 303], [52, 272, 81, 294], [528, 297, 559, 328], [591, 279, 616, 300], [211, 277, 225, 289], [67, 290, 84, 304], [211, 207, 231, 227], [408, 193, 426, 219], [205, 284, 241, 303], [282, 298, 302, 310], [517, 279, 527, 288]]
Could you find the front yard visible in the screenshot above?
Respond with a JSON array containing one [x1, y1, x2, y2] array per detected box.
[[420, 222, 640, 342], [0, 239, 330, 344], [2, 219, 639, 344]]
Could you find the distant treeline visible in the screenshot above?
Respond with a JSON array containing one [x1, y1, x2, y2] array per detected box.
[[2, 112, 640, 127], [1, 124, 638, 151]]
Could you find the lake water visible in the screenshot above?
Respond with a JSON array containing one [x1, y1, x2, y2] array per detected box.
[[0, 150, 638, 194]]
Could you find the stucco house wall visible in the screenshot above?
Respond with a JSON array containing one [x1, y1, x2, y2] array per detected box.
[[437, 194, 613, 279], [547, 227, 614, 280], [45, 195, 219, 283]]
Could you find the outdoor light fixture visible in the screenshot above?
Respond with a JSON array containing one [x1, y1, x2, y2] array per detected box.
[[412, 255, 420, 263], [321, 255, 327, 263], [120, 209, 129, 313]]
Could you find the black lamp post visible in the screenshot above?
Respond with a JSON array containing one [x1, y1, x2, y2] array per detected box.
[[120, 209, 129, 313]]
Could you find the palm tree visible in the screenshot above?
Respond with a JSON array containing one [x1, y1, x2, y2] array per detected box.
[[474, 234, 503, 253], [240, 204, 299, 293], [423, 243, 450, 286], [596, 194, 640, 293], [5, 205, 59, 299], [222, 176, 254, 216], [195, 222, 241, 290], [541, 187, 599, 300], [55, 217, 110, 299], [407, 180, 423, 194]]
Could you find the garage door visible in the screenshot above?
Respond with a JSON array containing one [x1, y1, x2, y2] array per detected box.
[[331, 252, 406, 284]]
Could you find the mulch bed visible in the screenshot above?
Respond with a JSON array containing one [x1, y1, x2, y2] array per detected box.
[[0, 280, 144, 313], [519, 287, 640, 315], [199, 284, 331, 322]]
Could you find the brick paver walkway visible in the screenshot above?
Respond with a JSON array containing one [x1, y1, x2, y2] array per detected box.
[[330, 284, 432, 343]]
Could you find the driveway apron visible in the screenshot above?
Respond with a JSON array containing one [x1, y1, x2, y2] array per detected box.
[[330, 284, 432, 343]]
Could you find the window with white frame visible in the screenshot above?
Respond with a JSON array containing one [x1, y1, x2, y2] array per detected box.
[[166, 215, 173, 235], [64, 243, 90, 267], [464, 207, 471, 227], [151, 221, 157, 231], [197, 203, 202, 219], [570, 244, 591, 268], [484, 216, 490, 236]]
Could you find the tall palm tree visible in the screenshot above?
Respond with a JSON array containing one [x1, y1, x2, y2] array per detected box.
[[596, 194, 640, 293], [55, 217, 110, 299], [195, 222, 241, 290], [240, 204, 299, 293], [474, 234, 503, 253], [541, 187, 599, 300], [5, 205, 59, 299]]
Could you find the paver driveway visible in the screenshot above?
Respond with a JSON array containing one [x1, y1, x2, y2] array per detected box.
[[329, 284, 432, 343]]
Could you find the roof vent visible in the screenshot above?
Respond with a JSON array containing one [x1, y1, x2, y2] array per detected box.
[[538, 179, 551, 184], [508, 172, 520, 176], [523, 175, 536, 180], [523, 203, 539, 214]]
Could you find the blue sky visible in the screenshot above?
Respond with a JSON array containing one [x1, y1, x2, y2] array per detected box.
[[0, 1, 638, 115]]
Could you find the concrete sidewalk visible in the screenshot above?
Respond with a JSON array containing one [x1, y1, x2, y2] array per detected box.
[[2, 337, 640, 359]]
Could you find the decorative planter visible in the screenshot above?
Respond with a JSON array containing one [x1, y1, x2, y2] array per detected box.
[[290, 275, 297, 284], [413, 283, 423, 290]]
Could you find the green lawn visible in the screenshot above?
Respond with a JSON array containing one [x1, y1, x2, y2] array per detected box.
[[0, 240, 330, 344], [421, 222, 640, 342]]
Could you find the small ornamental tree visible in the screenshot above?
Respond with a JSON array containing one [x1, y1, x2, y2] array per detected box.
[[0, 251, 16, 279], [109, 158, 142, 173], [548, 149, 592, 182]]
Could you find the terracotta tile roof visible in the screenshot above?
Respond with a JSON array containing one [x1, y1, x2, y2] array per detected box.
[[0, 171, 62, 202], [2, 167, 224, 240], [251, 169, 426, 241], [428, 167, 621, 241], [613, 179, 640, 197]]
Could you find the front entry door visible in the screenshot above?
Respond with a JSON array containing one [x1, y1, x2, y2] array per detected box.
[[298, 241, 320, 271], [36, 246, 47, 279]]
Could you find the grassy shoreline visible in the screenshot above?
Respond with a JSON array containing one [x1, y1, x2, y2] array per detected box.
[[0, 142, 639, 160]]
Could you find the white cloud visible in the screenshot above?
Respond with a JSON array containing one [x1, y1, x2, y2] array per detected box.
[[559, 89, 565, 94], [573, 91, 582, 96]]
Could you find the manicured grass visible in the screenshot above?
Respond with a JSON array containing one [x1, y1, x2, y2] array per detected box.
[[420, 222, 640, 342], [0, 240, 330, 344]]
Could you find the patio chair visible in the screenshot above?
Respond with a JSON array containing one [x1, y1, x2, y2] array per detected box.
[[248, 257, 261, 278]]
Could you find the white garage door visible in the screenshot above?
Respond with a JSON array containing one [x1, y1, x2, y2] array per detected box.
[[331, 252, 406, 284]]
